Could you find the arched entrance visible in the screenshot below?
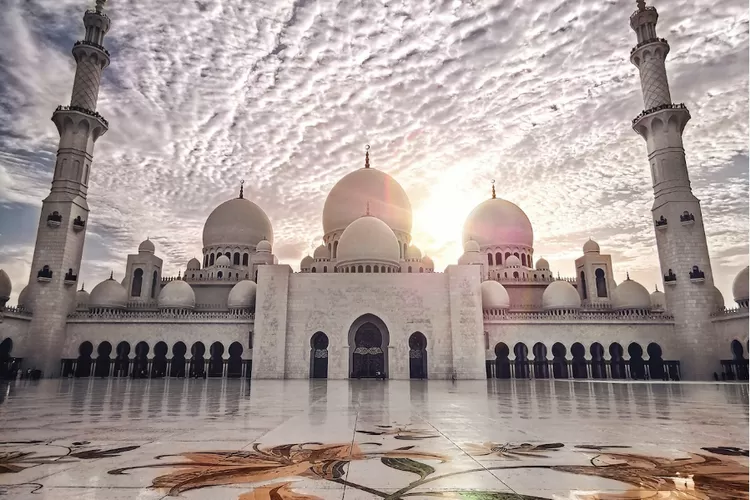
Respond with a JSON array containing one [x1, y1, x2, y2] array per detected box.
[[76, 341, 93, 377], [408, 332, 427, 379], [227, 342, 243, 378], [170, 342, 187, 377], [209, 342, 224, 377], [151, 342, 168, 378], [0, 338, 14, 379], [349, 315, 389, 379], [114, 342, 130, 377], [494, 343, 511, 379], [133, 342, 149, 378], [647, 343, 665, 380], [310, 332, 329, 379], [94, 342, 112, 377], [190, 342, 206, 378]]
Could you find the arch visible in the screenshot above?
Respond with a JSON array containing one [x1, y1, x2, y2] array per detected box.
[[349, 314, 389, 379], [580, 271, 588, 300], [189, 342, 206, 378], [609, 343, 625, 379], [571, 342, 587, 379], [647, 343, 665, 380], [233, 252, 240, 265], [374, 266, 379, 273], [521, 254, 527, 267], [380, 266, 386, 273], [366, 265, 371, 273], [224, 252, 231, 259], [488, 254, 494, 266], [311, 267, 317, 273], [114, 341, 130, 377], [210, 253, 215, 266], [628, 343, 645, 380], [310, 332, 329, 379], [513, 271, 519, 279], [170, 341, 187, 377], [505, 252, 511, 260], [133, 341, 149, 379], [408, 332, 428, 379], [94, 341, 112, 377], [513, 343, 529, 378], [228, 342, 244, 378], [595, 268, 607, 297], [204, 255, 209, 267], [419, 267, 424, 273], [217, 271, 223, 279], [358, 265, 364, 273], [494, 343, 511, 379], [551, 342, 568, 379], [131, 268, 143, 297], [0, 338, 13, 361], [495, 252, 502, 265], [532, 342, 548, 379], [333, 241, 339, 259], [151, 341, 168, 378], [731, 339, 745, 360], [590, 342, 606, 379], [408, 266, 412, 273], [151, 271, 158, 298], [75, 341, 94, 377], [513, 252, 520, 259], [243, 253, 249, 266], [209, 342, 225, 377]]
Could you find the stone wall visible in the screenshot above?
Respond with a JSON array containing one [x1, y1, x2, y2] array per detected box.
[[711, 310, 750, 360], [0, 313, 31, 355]]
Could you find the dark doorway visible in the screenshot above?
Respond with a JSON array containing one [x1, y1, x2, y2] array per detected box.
[[209, 342, 224, 377], [227, 342, 243, 378], [647, 343, 665, 380], [532, 342, 548, 379], [609, 343, 625, 379], [571, 342, 588, 379], [171, 342, 187, 377], [514, 343, 529, 379], [94, 342, 112, 377], [494, 343, 511, 379], [0, 338, 13, 379], [310, 332, 329, 379], [628, 343, 645, 379], [590, 342, 606, 379], [351, 322, 385, 378], [133, 342, 149, 378], [114, 342, 130, 377], [408, 332, 428, 379], [190, 342, 206, 378], [76, 341, 93, 377], [552, 342, 568, 379], [151, 342, 168, 378]]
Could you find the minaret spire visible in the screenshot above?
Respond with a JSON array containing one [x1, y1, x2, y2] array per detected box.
[[24, 2, 112, 377], [364, 145, 370, 169], [491, 180, 496, 199], [239, 180, 245, 199]]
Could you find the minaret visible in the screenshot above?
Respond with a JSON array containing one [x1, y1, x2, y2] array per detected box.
[[630, 1, 716, 379], [24, 0, 111, 376]]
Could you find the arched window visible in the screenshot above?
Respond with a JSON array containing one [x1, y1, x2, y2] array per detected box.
[[311, 267, 317, 273], [209, 253, 215, 266], [333, 241, 339, 259], [151, 271, 158, 298], [513, 252, 519, 258], [131, 268, 143, 297], [328, 243, 332, 255], [374, 266, 379, 273], [403, 243, 408, 258], [381, 266, 385, 273], [204, 255, 209, 267], [495, 252, 502, 265], [505, 252, 511, 260], [242, 253, 249, 266], [488, 254, 494, 266], [595, 268, 607, 297], [580, 271, 588, 299], [358, 265, 364, 273], [513, 271, 519, 279], [419, 267, 424, 273], [224, 252, 231, 259], [323, 266, 327, 273], [233, 252, 240, 265], [217, 271, 223, 279], [521, 254, 527, 266], [408, 266, 412, 273], [366, 265, 371, 273]]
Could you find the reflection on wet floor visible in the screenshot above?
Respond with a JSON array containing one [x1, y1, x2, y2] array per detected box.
[[0, 379, 747, 499]]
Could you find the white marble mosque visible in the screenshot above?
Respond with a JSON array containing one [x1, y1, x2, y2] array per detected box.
[[0, 0, 748, 382]]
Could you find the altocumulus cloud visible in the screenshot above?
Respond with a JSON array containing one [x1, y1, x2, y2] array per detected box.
[[0, 0, 747, 305]]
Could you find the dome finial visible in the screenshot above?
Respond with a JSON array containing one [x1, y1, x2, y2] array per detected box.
[[80, 282, 85, 291], [109, 270, 113, 280], [636, 0, 646, 11], [491, 179, 496, 199], [366, 201, 370, 216], [654, 283, 659, 292], [626, 271, 631, 280], [364, 144, 370, 169], [95, 0, 106, 14], [239, 179, 245, 199]]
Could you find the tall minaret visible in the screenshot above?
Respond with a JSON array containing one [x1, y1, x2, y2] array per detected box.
[[630, 1, 716, 379], [24, 0, 111, 376]]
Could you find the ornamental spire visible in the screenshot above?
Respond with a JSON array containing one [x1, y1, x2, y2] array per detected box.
[[491, 179, 496, 199], [636, 0, 646, 11], [364, 145, 370, 169], [109, 270, 113, 280], [239, 180, 244, 199], [366, 201, 370, 216], [95, 0, 106, 14], [626, 271, 631, 280]]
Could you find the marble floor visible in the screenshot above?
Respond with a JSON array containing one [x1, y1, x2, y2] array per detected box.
[[0, 379, 747, 499]]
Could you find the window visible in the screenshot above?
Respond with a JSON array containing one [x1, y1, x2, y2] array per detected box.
[[323, 266, 327, 273], [217, 271, 223, 279], [131, 268, 143, 297], [366, 265, 371, 273], [333, 241, 338, 259], [374, 266, 379, 273], [488, 254, 494, 266], [358, 265, 364, 273], [242, 253, 249, 266], [233, 252, 240, 265], [595, 268, 607, 297], [521, 254, 527, 266], [580, 271, 588, 299], [419, 267, 424, 273], [311, 267, 317, 273], [513, 271, 519, 279], [495, 252, 502, 265], [513, 252, 519, 258], [225, 252, 231, 259], [204, 255, 209, 267], [151, 271, 158, 298], [408, 266, 412, 273], [209, 253, 215, 266], [505, 252, 511, 260], [381, 266, 385, 273]]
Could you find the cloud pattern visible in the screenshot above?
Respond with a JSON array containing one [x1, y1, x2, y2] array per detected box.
[[0, 0, 747, 305]]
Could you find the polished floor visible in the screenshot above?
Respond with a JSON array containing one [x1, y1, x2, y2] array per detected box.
[[0, 379, 747, 499]]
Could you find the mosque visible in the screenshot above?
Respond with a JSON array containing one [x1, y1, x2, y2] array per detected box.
[[0, 0, 748, 381]]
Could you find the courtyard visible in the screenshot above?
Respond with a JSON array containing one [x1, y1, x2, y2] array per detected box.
[[0, 379, 747, 499]]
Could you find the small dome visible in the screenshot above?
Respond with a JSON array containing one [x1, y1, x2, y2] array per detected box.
[[228, 280, 257, 310], [481, 280, 510, 310], [300, 255, 314, 270], [405, 245, 422, 260], [202, 197, 274, 249], [74, 288, 90, 312], [257, 239, 272, 253], [90, 277, 128, 309], [713, 285, 725, 310], [732, 266, 749, 305], [611, 277, 650, 310], [0, 269, 11, 301], [542, 281, 581, 310], [18, 285, 29, 309], [535, 258, 550, 271], [158, 280, 196, 310], [313, 244, 330, 260], [138, 238, 155, 253], [463, 239, 480, 253], [337, 216, 400, 265], [186, 258, 201, 270], [505, 255, 522, 268], [583, 239, 600, 254], [422, 255, 434, 269], [463, 197, 533, 249], [215, 255, 231, 267], [650, 288, 665, 310]]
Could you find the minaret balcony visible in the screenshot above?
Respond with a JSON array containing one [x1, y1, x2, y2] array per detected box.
[[64, 272, 78, 286], [632, 103, 689, 126], [37, 266, 53, 283], [72, 216, 86, 232], [680, 211, 695, 226], [73, 40, 110, 57], [630, 37, 668, 55], [689, 266, 706, 283], [654, 216, 668, 230], [46, 211, 63, 227], [664, 270, 677, 286], [53, 105, 109, 128]]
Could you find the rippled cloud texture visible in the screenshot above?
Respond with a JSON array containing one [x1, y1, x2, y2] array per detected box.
[[0, 0, 747, 304]]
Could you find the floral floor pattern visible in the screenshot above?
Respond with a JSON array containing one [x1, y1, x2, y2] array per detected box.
[[0, 379, 747, 499]]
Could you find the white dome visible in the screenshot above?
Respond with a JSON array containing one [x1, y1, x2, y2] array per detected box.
[[0, 269, 11, 301], [90, 277, 128, 309], [405, 245, 422, 260], [158, 280, 195, 310], [611, 277, 651, 310], [215, 255, 231, 267], [505, 255, 522, 268], [75, 288, 90, 311], [300, 255, 314, 269], [186, 258, 201, 270], [337, 216, 400, 265], [542, 281, 581, 310], [713, 285, 725, 310], [202, 197, 274, 249], [17, 285, 29, 310], [422, 255, 434, 269], [228, 280, 257, 310], [313, 244, 330, 260], [463, 239, 480, 253], [535, 258, 550, 271], [138, 238, 155, 253], [650, 288, 665, 310], [583, 239, 600, 254], [481, 280, 510, 310], [462, 198, 533, 249], [458, 250, 484, 266], [732, 266, 749, 304], [257, 239, 272, 253], [322, 166, 412, 236]]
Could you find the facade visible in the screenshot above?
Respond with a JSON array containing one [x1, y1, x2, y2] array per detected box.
[[0, 1, 748, 381]]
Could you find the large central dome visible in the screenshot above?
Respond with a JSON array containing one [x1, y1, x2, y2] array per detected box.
[[323, 167, 412, 236], [462, 197, 533, 249], [202, 197, 274, 249]]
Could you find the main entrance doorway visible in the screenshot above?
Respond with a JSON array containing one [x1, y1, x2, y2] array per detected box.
[[349, 315, 389, 378]]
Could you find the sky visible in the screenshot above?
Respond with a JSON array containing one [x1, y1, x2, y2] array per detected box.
[[0, 0, 747, 307]]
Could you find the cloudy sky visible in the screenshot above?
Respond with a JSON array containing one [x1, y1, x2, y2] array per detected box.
[[0, 0, 747, 306]]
